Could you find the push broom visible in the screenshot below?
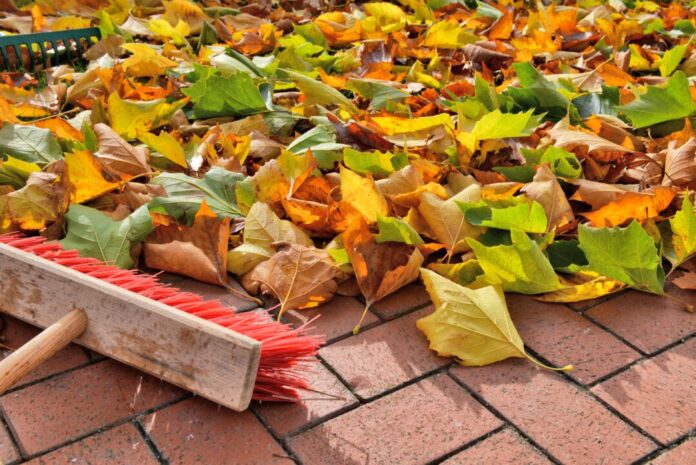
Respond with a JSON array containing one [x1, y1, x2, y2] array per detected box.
[[0, 233, 324, 411]]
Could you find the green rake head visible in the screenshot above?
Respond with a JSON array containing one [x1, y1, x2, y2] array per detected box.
[[0, 27, 101, 72]]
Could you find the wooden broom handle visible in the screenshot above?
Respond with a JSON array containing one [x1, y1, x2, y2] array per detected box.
[[0, 308, 87, 394]]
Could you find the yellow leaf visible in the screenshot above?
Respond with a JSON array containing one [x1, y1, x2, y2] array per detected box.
[[536, 272, 626, 303], [65, 150, 123, 204], [50, 16, 91, 31], [137, 130, 188, 168], [120, 43, 177, 77], [371, 114, 454, 135], [107, 92, 188, 139], [0, 96, 19, 124], [33, 117, 84, 141], [418, 268, 572, 370], [424, 20, 476, 49], [339, 165, 388, 223], [148, 18, 190, 46], [13, 104, 51, 119], [417, 185, 482, 258], [2, 169, 69, 230]]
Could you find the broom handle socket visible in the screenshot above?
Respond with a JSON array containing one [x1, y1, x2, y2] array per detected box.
[[0, 308, 87, 394]]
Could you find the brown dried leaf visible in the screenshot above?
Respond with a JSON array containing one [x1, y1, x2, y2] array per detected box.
[[522, 164, 574, 230], [343, 218, 424, 331], [144, 200, 230, 286], [663, 137, 696, 188], [241, 242, 342, 315], [94, 123, 151, 178]]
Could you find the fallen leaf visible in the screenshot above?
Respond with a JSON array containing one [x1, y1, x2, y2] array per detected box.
[[418, 269, 572, 370], [242, 241, 342, 316], [64, 150, 123, 204], [144, 200, 229, 285], [61, 203, 153, 269], [339, 165, 389, 223], [579, 221, 665, 295], [343, 218, 423, 331], [537, 271, 626, 303], [94, 123, 151, 178], [522, 165, 575, 230], [672, 271, 696, 291], [662, 138, 696, 188]]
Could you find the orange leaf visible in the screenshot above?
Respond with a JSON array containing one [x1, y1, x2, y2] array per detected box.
[[34, 117, 85, 141], [581, 186, 678, 227]]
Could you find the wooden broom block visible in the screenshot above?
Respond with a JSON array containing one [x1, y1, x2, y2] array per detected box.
[[0, 242, 261, 412]]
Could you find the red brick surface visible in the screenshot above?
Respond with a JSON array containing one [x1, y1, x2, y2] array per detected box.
[[0, 360, 183, 456], [22, 424, 158, 465], [2, 278, 693, 465], [284, 296, 379, 343], [319, 306, 448, 399], [289, 374, 501, 465], [650, 438, 696, 465], [451, 361, 656, 465], [585, 287, 696, 353], [507, 295, 641, 384], [255, 361, 358, 437], [1, 315, 89, 388], [369, 283, 430, 319], [592, 337, 696, 444], [0, 420, 20, 465], [441, 428, 553, 465], [142, 397, 290, 465]]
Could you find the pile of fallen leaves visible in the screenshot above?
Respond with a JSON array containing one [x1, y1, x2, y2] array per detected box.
[[0, 0, 695, 370]]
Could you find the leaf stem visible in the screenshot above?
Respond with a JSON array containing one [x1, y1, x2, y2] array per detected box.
[[352, 301, 372, 335], [525, 352, 573, 372]]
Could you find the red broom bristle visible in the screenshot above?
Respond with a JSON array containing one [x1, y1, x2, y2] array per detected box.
[[0, 233, 324, 402]]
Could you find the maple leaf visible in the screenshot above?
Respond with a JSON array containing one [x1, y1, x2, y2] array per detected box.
[[418, 269, 571, 370], [241, 242, 343, 317]]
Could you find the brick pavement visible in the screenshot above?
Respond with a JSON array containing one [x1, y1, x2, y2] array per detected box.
[[0, 279, 694, 465]]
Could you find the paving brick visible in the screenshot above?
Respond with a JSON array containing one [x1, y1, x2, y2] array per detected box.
[[289, 374, 501, 465], [369, 283, 430, 320], [174, 277, 259, 311], [319, 306, 448, 399], [142, 397, 290, 465], [23, 424, 158, 465], [0, 360, 183, 456], [284, 296, 379, 344], [1, 315, 88, 388], [255, 361, 358, 437], [585, 286, 696, 354], [0, 420, 19, 465], [441, 428, 552, 465], [592, 338, 696, 444], [650, 437, 696, 465], [451, 360, 656, 465], [508, 295, 641, 384]]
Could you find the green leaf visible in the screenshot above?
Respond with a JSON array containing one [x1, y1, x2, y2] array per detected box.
[[669, 195, 696, 266], [348, 79, 409, 110], [150, 167, 245, 222], [182, 73, 268, 119], [428, 259, 484, 286], [374, 215, 424, 245], [659, 44, 687, 77], [467, 229, 562, 294], [0, 157, 40, 189], [60, 204, 154, 269], [547, 240, 588, 274], [578, 221, 665, 294], [572, 85, 620, 118], [278, 68, 358, 113], [492, 166, 536, 183], [471, 109, 540, 140], [0, 124, 63, 164], [505, 63, 577, 121], [459, 198, 548, 233], [618, 72, 696, 128], [343, 148, 402, 176], [522, 146, 582, 179]]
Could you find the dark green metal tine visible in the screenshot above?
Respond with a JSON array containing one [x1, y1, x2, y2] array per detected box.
[[0, 45, 7, 71], [24, 42, 34, 70], [38, 41, 48, 69]]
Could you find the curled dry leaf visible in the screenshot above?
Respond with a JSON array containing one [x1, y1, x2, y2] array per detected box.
[[522, 164, 574, 231], [343, 217, 423, 332], [548, 118, 633, 155], [144, 200, 230, 286], [94, 123, 151, 178], [663, 137, 696, 188], [241, 241, 343, 317]]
